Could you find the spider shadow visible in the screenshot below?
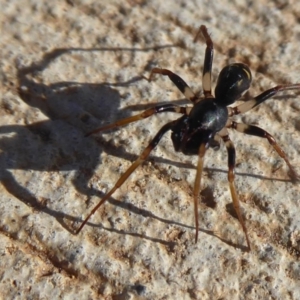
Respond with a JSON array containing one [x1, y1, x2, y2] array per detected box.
[[2, 44, 183, 233], [7, 46, 236, 249], [77, 194, 249, 251], [85, 218, 249, 252], [6, 45, 294, 250]]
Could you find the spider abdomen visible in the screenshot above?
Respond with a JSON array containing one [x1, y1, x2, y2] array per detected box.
[[171, 99, 228, 155]]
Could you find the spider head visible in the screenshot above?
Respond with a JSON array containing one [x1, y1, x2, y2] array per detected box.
[[214, 63, 252, 106]]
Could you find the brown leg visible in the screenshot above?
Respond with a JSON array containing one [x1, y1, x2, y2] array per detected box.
[[193, 143, 208, 243], [76, 120, 176, 234], [86, 103, 190, 136], [220, 129, 251, 250], [228, 121, 299, 181]]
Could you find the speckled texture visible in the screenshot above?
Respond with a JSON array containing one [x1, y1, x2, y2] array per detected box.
[[1, 0, 300, 299]]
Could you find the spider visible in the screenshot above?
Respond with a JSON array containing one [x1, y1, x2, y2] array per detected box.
[[75, 25, 300, 250]]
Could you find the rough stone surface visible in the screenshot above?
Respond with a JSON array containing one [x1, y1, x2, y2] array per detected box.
[[1, 1, 300, 299]]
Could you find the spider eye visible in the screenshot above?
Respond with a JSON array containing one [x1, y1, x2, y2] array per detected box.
[[214, 63, 252, 105]]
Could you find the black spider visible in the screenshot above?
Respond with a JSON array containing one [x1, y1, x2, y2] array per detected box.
[[75, 25, 299, 251]]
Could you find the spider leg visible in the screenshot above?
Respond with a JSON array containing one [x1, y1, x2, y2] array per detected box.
[[228, 121, 299, 181], [194, 25, 214, 98], [228, 84, 300, 116], [148, 68, 197, 103], [193, 143, 208, 243], [219, 128, 251, 250], [86, 103, 190, 136], [76, 120, 176, 234]]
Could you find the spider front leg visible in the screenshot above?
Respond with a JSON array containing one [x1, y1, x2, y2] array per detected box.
[[194, 25, 214, 98], [148, 68, 197, 103], [86, 103, 190, 136], [76, 120, 176, 234], [147, 24, 214, 102], [228, 83, 300, 116], [228, 121, 299, 181], [219, 129, 251, 251]]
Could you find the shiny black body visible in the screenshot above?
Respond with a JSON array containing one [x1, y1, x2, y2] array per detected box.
[[171, 99, 228, 155], [171, 63, 251, 155]]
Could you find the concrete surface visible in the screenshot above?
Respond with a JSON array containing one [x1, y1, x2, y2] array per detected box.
[[1, 0, 300, 299]]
